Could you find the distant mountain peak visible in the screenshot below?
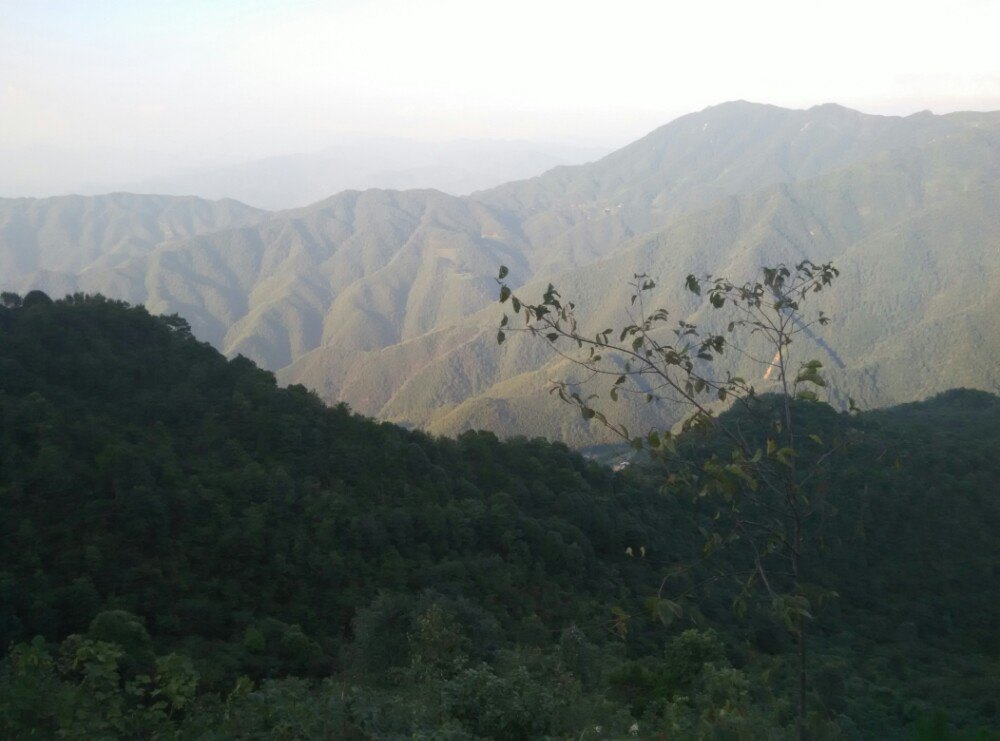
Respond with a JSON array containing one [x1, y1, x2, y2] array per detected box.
[[807, 102, 856, 113]]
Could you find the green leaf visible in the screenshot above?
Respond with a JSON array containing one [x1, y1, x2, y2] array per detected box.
[[685, 274, 701, 295], [797, 372, 826, 387], [659, 431, 676, 453], [499, 285, 511, 303], [795, 360, 826, 387], [498, 265, 509, 280], [726, 463, 756, 488], [496, 330, 505, 345], [650, 598, 683, 627], [776, 447, 795, 467]]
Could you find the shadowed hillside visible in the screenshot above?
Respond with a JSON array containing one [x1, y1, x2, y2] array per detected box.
[[0, 295, 997, 736]]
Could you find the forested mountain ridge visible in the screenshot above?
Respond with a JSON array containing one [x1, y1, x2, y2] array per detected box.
[[1, 295, 997, 737], [2, 102, 998, 444]]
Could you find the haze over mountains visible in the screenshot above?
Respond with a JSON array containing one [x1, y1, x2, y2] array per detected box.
[[1, 139, 611, 210], [3, 101, 998, 445]]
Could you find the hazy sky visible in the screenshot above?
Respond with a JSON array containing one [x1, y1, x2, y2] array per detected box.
[[2, 0, 999, 185]]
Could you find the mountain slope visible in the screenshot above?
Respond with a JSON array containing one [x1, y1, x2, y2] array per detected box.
[[2, 102, 998, 443], [282, 123, 1000, 441], [1, 297, 997, 737], [0, 193, 265, 281], [472, 101, 992, 272]]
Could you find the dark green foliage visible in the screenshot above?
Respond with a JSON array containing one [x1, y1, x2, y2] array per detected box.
[[0, 296, 997, 737], [87, 610, 155, 679]]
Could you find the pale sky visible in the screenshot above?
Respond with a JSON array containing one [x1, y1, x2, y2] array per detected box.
[[2, 0, 999, 189]]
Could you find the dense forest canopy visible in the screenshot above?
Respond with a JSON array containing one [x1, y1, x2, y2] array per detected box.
[[1, 294, 997, 737]]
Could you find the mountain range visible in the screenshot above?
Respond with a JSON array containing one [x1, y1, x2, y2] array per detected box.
[[1, 139, 611, 210], [2, 101, 998, 445]]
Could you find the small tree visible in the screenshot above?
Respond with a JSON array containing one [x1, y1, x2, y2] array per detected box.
[[496, 261, 846, 738], [1, 291, 23, 309]]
